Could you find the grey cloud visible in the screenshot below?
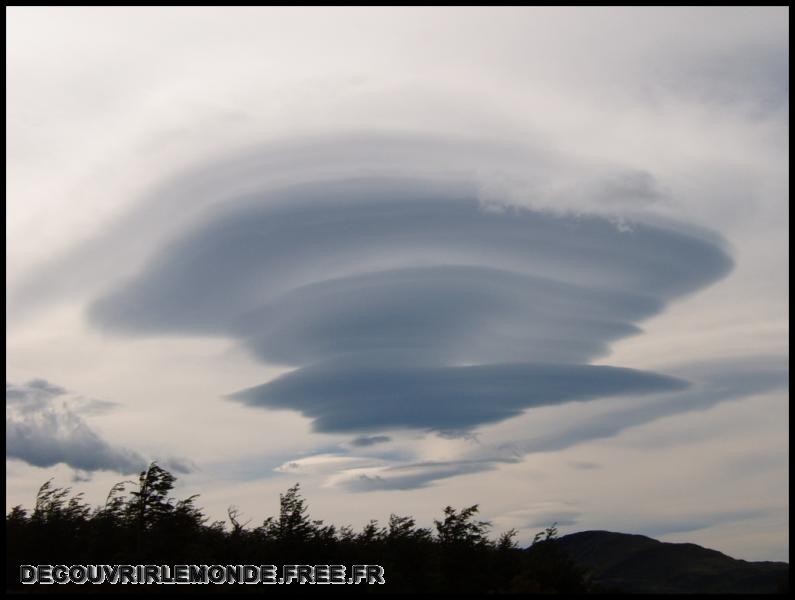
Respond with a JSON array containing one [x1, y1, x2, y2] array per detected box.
[[522, 511, 581, 529], [350, 435, 392, 447], [233, 265, 659, 366], [5, 379, 180, 476], [341, 356, 788, 491], [6, 407, 146, 474], [590, 170, 666, 209], [14, 134, 569, 318], [653, 41, 789, 115], [84, 166, 732, 434], [571, 461, 601, 470], [289, 354, 785, 491], [634, 508, 776, 538], [231, 361, 687, 433], [71, 469, 93, 483], [7, 379, 120, 417], [6, 379, 67, 413], [342, 458, 519, 492], [88, 178, 731, 340], [499, 356, 789, 456], [161, 456, 195, 475], [25, 378, 68, 396], [65, 397, 120, 415]]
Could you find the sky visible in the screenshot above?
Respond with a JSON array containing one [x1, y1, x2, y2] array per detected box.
[[6, 7, 789, 561]]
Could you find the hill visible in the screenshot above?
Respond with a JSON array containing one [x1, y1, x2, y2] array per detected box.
[[557, 530, 788, 594]]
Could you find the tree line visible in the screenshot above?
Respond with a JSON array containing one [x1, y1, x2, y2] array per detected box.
[[6, 462, 594, 593]]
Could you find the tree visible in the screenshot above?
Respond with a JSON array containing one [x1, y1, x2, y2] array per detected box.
[[227, 505, 250, 536], [127, 462, 177, 528], [497, 528, 519, 550], [126, 462, 178, 558], [434, 504, 492, 547], [262, 483, 315, 544], [387, 514, 432, 542], [6, 470, 609, 594]]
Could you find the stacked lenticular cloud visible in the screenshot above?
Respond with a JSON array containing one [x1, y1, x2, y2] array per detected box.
[[88, 134, 733, 434]]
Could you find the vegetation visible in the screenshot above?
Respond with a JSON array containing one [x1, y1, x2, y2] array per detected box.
[[6, 462, 591, 593]]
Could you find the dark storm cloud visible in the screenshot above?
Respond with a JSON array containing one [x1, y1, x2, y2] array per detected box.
[[84, 140, 733, 435]]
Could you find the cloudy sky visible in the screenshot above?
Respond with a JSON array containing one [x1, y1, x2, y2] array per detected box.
[[6, 7, 789, 561]]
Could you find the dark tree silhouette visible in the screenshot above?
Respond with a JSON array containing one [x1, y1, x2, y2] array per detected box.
[[6, 464, 593, 593]]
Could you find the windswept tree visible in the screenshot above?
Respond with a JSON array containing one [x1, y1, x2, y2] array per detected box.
[[432, 504, 495, 592], [434, 504, 492, 547], [118, 462, 208, 561], [6, 466, 596, 593], [127, 462, 177, 531], [259, 483, 313, 544]]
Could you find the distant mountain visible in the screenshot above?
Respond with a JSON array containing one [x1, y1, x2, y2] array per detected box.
[[556, 530, 788, 594]]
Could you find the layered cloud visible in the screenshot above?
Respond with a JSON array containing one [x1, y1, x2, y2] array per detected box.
[[10, 133, 730, 321], [83, 152, 732, 437], [5, 7, 788, 564], [231, 361, 686, 434], [271, 354, 788, 492], [335, 458, 523, 492]]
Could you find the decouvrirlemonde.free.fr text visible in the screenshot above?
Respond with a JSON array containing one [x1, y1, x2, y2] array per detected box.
[[21, 564, 386, 585]]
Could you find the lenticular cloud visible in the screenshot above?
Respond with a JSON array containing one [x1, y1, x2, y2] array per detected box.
[[88, 135, 733, 433]]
